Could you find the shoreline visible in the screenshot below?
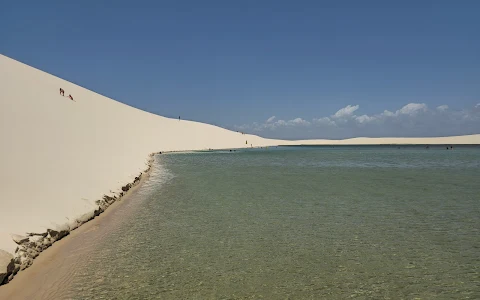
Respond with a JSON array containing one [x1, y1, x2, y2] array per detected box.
[[0, 153, 156, 290], [0, 142, 479, 288], [0, 147, 479, 298]]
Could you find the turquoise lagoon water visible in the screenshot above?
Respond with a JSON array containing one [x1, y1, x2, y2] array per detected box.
[[68, 146, 480, 299]]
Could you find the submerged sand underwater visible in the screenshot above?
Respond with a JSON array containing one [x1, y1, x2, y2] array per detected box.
[[7, 146, 476, 299]]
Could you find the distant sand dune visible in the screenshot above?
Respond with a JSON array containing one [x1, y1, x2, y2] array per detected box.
[[0, 54, 479, 284]]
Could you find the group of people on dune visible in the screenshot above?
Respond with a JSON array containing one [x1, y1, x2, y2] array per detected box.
[[59, 88, 74, 101]]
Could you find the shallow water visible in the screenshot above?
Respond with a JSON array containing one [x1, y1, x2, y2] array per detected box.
[[67, 146, 480, 299]]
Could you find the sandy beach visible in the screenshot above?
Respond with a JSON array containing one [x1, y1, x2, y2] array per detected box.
[[1, 54, 480, 293], [0, 160, 154, 300]]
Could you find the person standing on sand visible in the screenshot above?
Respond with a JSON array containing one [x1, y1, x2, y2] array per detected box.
[[179, 116, 181, 121], [59, 88, 64, 96]]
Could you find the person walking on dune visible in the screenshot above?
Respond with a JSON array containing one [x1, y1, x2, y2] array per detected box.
[[68, 94, 74, 101], [59, 88, 64, 96]]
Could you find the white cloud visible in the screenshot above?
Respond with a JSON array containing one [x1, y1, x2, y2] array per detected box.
[[266, 116, 276, 123], [396, 103, 427, 116], [382, 110, 395, 117], [333, 105, 359, 118], [355, 114, 376, 124], [234, 102, 480, 139], [241, 117, 311, 131], [288, 118, 310, 126], [313, 117, 336, 126]]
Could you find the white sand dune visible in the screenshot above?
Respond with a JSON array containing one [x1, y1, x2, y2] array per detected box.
[[294, 135, 480, 145], [0, 54, 479, 283]]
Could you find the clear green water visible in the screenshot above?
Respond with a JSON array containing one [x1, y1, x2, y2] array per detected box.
[[69, 147, 480, 299]]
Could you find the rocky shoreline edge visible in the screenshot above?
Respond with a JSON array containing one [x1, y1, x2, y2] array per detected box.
[[0, 153, 156, 285]]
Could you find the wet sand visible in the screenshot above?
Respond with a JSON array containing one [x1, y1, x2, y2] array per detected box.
[[0, 172, 150, 300]]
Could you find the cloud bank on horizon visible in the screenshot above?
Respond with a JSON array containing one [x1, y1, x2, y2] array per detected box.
[[235, 103, 480, 140]]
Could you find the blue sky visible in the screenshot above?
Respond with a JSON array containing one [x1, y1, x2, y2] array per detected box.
[[1, 1, 479, 139]]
